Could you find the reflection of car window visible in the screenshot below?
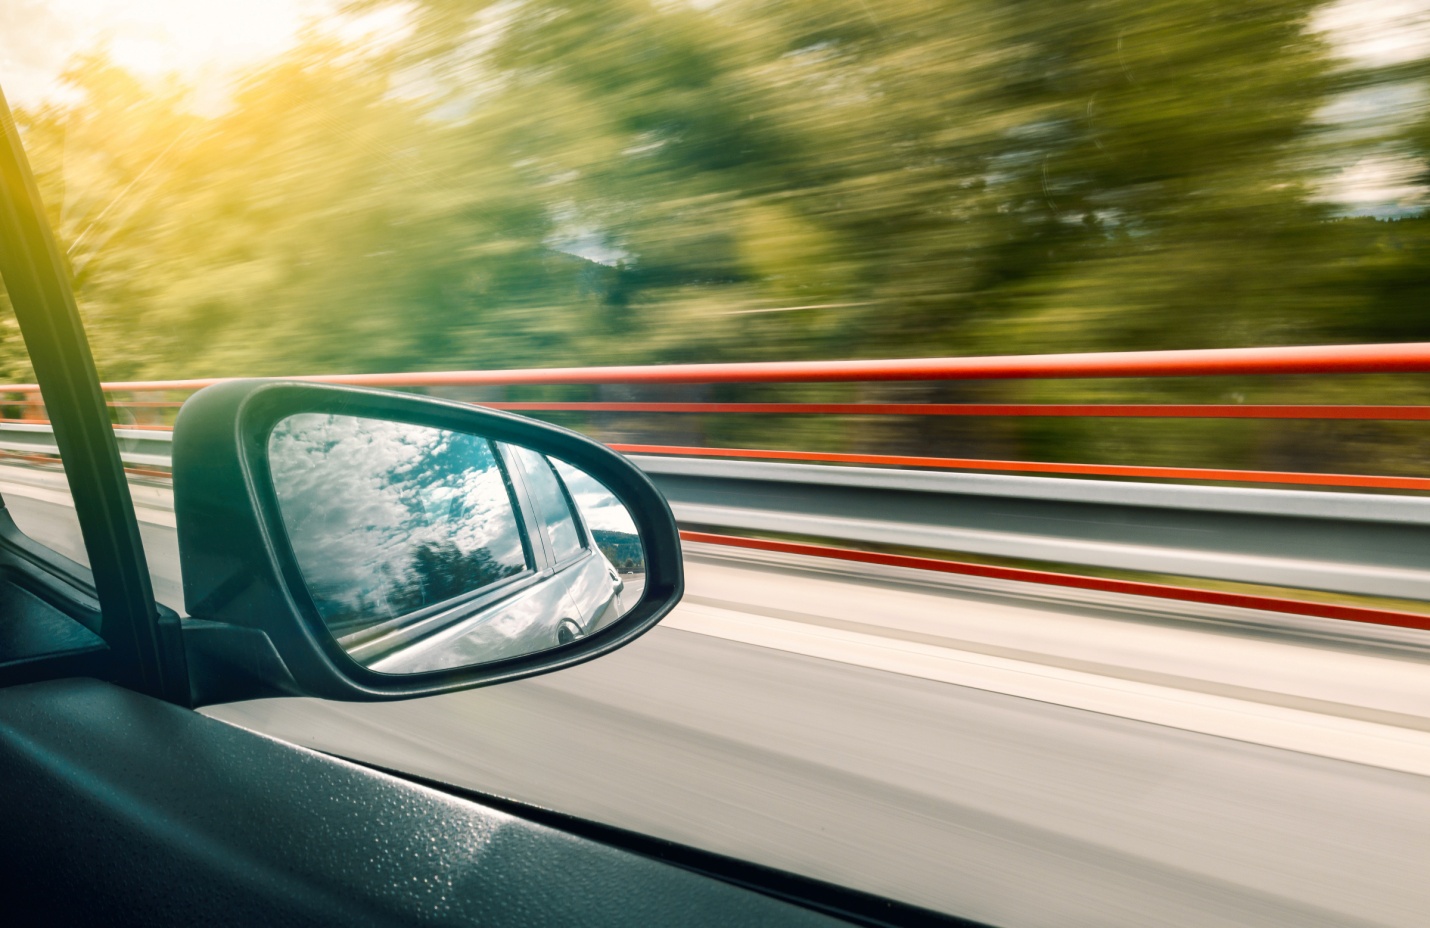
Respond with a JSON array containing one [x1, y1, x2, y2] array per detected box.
[[550, 459, 644, 575], [511, 446, 585, 564], [270, 414, 530, 635]]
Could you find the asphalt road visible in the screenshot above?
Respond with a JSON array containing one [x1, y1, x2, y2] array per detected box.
[[4, 467, 1429, 927]]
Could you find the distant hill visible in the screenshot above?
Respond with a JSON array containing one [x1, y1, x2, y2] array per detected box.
[[592, 529, 643, 572]]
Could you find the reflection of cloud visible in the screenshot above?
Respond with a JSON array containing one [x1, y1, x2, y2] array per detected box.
[[270, 414, 527, 624], [551, 459, 638, 535]]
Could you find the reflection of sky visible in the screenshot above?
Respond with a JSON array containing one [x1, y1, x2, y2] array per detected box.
[[550, 458, 638, 535], [269, 414, 527, 624]]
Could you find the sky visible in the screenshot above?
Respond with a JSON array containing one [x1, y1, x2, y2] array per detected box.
[[0, 0, 382, 110], [5, 0, 1429, 105]]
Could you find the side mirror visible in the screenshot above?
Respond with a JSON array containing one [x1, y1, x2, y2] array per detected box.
[[171, 380, 683, 705]]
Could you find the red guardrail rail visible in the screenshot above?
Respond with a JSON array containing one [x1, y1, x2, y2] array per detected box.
[[7, 340, 1430, 393], [4, 342, 1430, 491], [680, 533, 1430, 632]]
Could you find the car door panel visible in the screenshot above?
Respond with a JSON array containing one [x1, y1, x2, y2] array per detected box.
[[556, 550, 623, 634]]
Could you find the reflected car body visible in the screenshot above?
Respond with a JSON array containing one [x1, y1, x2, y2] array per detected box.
[[335, 445, 625, 674]]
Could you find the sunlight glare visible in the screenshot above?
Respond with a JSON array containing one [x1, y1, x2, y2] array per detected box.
[[2, 0, 339, 106]]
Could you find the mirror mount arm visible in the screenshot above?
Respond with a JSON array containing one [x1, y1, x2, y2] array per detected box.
[[182, 621, 302, 708]]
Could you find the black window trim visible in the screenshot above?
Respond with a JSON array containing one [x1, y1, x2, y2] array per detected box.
[[512, 447, 589, 572], [0, 84, 185, 702], [546, 454, 594, 556], [497, 441, 557, 574]]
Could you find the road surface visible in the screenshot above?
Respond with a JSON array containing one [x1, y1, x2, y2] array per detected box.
[[3, 465, 1428, 927]]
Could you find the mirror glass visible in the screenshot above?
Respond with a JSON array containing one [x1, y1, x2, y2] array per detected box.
[[267, 413, 645, 674]]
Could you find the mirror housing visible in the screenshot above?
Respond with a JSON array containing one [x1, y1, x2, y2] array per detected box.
[[172, 380, 683, 706]]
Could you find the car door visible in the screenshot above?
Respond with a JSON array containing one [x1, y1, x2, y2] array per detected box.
[[503, 443, 622, 636]]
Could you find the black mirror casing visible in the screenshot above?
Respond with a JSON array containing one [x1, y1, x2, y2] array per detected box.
[[172, 380, 684, 706]]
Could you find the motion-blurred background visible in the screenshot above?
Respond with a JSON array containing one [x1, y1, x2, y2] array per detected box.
[[4, 0, 1430, 476], [6, 7, 1430, 927]]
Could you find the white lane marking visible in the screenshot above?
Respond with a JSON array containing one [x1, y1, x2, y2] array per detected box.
[[663, 602, 1430, 777], [0, 479, 177, 527], [133, 505, 177, 528], [0, 480, 77, 510]]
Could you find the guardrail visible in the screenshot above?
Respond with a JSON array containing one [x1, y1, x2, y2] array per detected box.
[[3, 423, 1428, 631], [0, 422, 173, 469], [637, 456, 1430, 599], [7, 342, 1430, 489], [3, 343, 1430, 632]]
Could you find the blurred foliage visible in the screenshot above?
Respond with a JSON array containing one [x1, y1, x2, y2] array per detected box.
[[5, 0, 1430, 470]]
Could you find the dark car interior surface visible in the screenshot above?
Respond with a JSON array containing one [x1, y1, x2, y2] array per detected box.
[[0, 675, 879, 928], [0, 82, 980, 927], [0, 569, 971, 927], [0, 507, 972, 927]]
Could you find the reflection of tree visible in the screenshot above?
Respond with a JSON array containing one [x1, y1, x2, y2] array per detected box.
[[393, 540, 523, 613], [592, 530, 643, 573], [322, 539, 523, 636]]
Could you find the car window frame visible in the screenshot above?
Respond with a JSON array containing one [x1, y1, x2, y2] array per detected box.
[[503, 444, 591, 573], [546, 456, 594, 552], [547, 461, 600, 580], [0, 83, 184, 701]]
